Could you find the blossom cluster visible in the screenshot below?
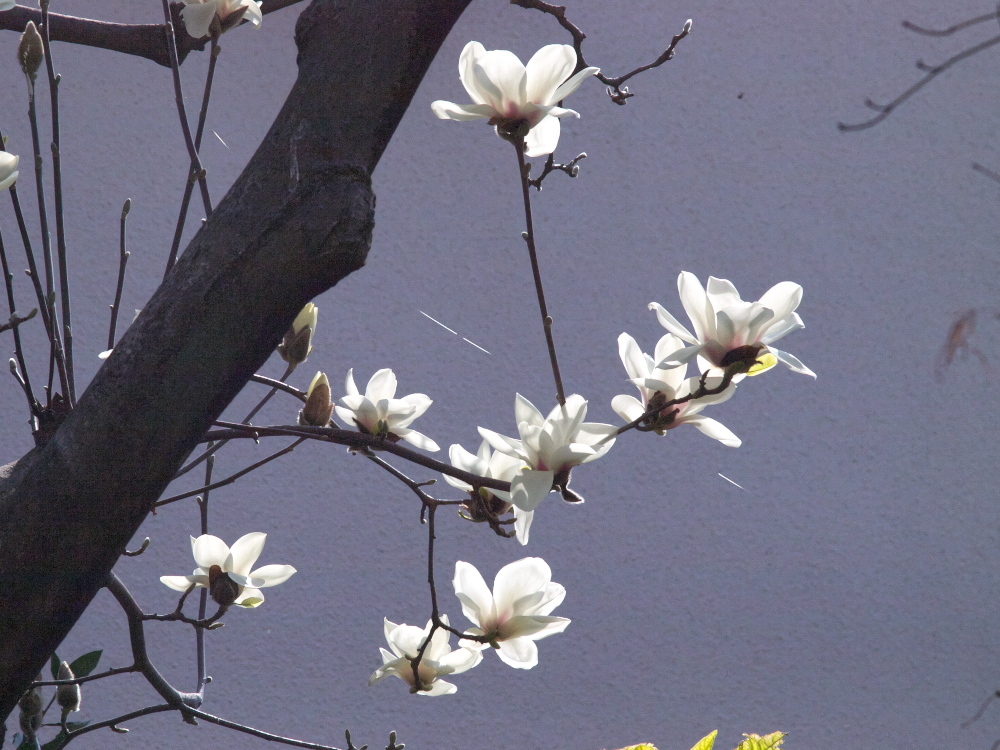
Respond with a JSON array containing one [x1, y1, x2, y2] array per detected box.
[[370, 557, 569, 695]]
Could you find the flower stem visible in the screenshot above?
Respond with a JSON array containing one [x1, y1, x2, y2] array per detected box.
[[514, 140, 566, 405]]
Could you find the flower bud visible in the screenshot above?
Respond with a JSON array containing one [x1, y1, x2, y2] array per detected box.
[[0, 152, 19, 192], [18, 687, 42, 719], [56, 661, 81, 713], [683, 18, 693, 33], [277, 303, 317, 367], [18, 22, 44, 82], [208, 564, 241, 608], [299, 371, 332, 426]]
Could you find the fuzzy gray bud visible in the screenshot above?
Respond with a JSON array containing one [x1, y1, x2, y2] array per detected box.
[[18, 22, 44, 82], [57, 661, 81, 713]]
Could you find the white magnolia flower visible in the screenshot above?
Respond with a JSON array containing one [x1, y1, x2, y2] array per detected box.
[[369, 616, 482, 696], [478, 393, 616, 514], [612, 332, 740, 447], [0, 1, 14, 12], [453, 557, 570, 669], [446, 439, 536, 545], [0, 152, 19, 192], [649, 271, 815, 378], [160, 533, 296, 608], [431, 41, 599, 157], [181, 0, 262, 39], [336, 368, 439, 451]]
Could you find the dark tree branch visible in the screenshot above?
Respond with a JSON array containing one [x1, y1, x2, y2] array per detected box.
[[840, 16, 1000, 132], [0, 0, 474, 720], [0, 1, 302, 68]]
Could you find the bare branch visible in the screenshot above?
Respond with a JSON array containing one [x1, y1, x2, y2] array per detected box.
[[903, 11, 999, 37], [840, 29, 1000, 132]]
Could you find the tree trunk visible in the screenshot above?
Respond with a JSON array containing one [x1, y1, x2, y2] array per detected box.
[[0, 0, 471, 721]]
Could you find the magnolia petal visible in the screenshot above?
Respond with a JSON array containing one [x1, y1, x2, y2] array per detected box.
[[493, 557, 551, 617], [440, 645, 483, 675], [501, 614, 570, 641], [685, 415, 741, 447], [398, 428, 440, 452], [525, 44, 576, 105], [514, 507, 534, 546], [453, 561, 494, 628], [366, 368, 397, 401], [420, 679, 459, 697], [228, 532, 267, 576], [653, 332, 686, 370], [654, 342, 704, 369], [234, 587, 265, 608], [510, 469, 554, 511], [496, 637, 539, 669], [705, 276, 742, 310], [648, 302, 698, 345], [240, 0, 263, 28], [677, 271, 716, 341], [477, 426, 524, 458], [761, 312, 804, 344], [612, 393, 645, 423], [551, 65, 600, 102], [430, 100, 497, 122], [617, 333, 648, 381], [192, 534, 230, 570], [160, 574, 203, 592], [248, 563, 296, 587], [770, 346, 816, 378], [514, 393, 544, 429], [180, 2, 217, 39], [758, 281, 803, 323], [458, 41, 489, 104], [524, 114, 561, 157], [0, 170, 18, 192], [473, 49, 527, 114]]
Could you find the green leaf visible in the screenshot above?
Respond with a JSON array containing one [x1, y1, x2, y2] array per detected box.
[[41, 732, 67, 750], [690, 731, 718, 750], [734, 732, 785, 750], [15, 733, 38, 750], [49, 653, 60, 680], [69, 650, 102, 678]]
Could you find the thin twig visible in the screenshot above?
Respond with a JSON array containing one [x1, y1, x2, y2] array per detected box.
[[0, 229, 37, 417], [510, 0, 691, 103], [173, 365, 298, 479], [108, 199, 131, 350], [204, 422, 512, 493], [25, 64, 71, 403], [973, 162, 1000, 184], [839, 32, 1000, 132], [903, 11, 999, 37], [65, 704, 175, 741], [527, 152, 585, 190], [181, 706, 347, 750], [963, 690, 1000, 729], [157, 437, 306, 507], [0, 129, 54, 349], [32, 665, 139, 688], [41, 0, 75, 405], [166, 37, 220, 275], [195, 451, 214, 697], [514, 139, 566, 405], [161, 0, 212, 219]]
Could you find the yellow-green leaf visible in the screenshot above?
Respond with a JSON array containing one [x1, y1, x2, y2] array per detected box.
[[614, 745, 658, 750], [734, 732, 785, 750], [690, 730, 718, 750]]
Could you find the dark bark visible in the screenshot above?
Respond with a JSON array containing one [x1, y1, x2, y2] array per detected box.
[[0, 0, 472, 721]]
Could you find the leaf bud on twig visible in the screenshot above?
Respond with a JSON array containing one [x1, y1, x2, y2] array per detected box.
[[56, 661, 82, 713], [17, 22, 44, 82], [277, 303, 318, 367], [299, 371, 333, 426]]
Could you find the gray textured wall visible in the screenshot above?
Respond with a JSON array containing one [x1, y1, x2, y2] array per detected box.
[[1, 0, 998, 748]]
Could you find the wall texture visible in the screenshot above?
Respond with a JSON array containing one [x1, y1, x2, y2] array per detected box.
[[0, 1, 998, 748]]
